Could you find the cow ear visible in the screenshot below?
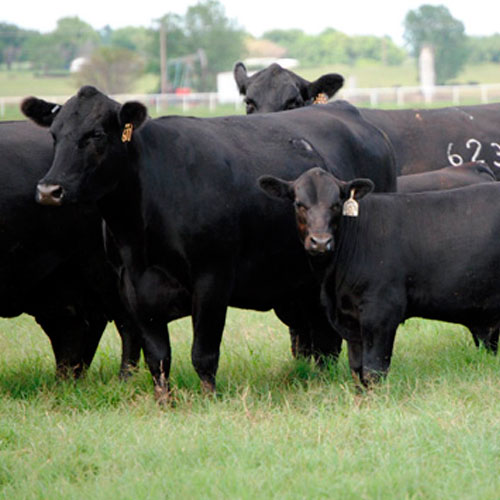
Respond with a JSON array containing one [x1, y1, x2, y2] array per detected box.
[[21, 97, 61, 127], [309, 73, 344, 100], [234, 62, 249, 95], [258, 175, 294, 201], [119, 101, 148, 130], [341, 178, 374, 201]]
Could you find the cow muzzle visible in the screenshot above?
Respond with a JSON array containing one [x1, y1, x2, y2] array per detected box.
[[305, 233, 334, 256], [36, 183, 65, 206]]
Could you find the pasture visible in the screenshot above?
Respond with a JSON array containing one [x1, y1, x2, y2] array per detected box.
[[1, 312, 500, 499]]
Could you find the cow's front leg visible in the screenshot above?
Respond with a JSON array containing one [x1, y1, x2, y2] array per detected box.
[[191, 271, 232, 394], [360, 323, 398, 387], [347, 340, 363, 387], [140, 318, 172, 404]]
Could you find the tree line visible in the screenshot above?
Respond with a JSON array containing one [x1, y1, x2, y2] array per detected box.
[[0, 2, 499, 93]]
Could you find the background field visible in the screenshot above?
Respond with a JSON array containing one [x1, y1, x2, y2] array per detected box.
[[2, 60, 500, 121], [1, 312, 500, 499]]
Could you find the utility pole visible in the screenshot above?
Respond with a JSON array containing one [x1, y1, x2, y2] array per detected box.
[[159, 19, 168, 94]]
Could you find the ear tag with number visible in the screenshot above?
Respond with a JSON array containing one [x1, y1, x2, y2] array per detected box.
[[342, 189, 359, 217], [121, 123, 133, 143]]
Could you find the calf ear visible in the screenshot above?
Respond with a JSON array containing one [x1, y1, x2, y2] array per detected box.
[[234, 62, 249, 95], [119, 101, 148, 130], [258, 175, 294, 201], [309, 73, 344, 100], [21, 97, 61, 127], [341, 178, 374, 201]]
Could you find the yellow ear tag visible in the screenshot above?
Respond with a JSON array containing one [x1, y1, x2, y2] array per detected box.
[[121, 123, 133, 143], [342, 189, 359, 217]]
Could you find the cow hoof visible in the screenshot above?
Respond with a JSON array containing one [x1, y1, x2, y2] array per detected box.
[[119, 364, 139, 381], [201, 380, 216, 395], [361, 370, 384, 388], [154, 385, 173, 406]]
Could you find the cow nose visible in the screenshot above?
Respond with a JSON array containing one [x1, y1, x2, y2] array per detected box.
[[307, 234, 334, 255], [36, 183, 64, 206]]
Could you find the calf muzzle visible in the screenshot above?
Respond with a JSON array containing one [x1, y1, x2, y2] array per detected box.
[[305, 233, 334, 256], [36, 183, 64, 206]]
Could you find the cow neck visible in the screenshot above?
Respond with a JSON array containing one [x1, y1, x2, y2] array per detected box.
[[97, 139, 147, 270]]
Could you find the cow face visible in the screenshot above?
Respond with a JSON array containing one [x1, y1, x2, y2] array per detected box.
[[259, 168, 373, 256], [234, 62, 344, 114], [22, 86, 147, 205]]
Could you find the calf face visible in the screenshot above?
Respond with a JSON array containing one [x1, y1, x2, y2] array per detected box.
[[259, 167, 373, 255], [234, 62, 344, 114]]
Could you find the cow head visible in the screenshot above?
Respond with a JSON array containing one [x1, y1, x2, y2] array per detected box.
[[22, 86, 147, 205], [259, 167, 373, 256], [234, 62, 344, 114]]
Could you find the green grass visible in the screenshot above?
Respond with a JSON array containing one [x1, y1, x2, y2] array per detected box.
[[1, 312, 499, 499]]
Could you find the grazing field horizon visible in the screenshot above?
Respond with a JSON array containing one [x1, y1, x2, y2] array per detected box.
[[1, 311, 499, 498]]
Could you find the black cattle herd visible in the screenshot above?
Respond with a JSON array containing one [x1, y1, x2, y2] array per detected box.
[[1, 61, 499, 401]]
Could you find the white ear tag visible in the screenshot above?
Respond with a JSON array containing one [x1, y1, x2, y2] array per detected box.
[[342, 189, 359, 217]]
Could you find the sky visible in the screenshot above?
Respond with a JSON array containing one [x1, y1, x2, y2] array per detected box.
[[1, 0, 499, 45]]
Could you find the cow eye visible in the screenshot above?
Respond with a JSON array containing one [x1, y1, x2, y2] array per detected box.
[[294, 200, 307, 210], [245, 99, 256, 114], [285, 98, 302, 110]]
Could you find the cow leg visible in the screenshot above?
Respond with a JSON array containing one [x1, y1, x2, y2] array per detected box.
[[35, 309, 106, 378], [191, 273, 231, 394], [469, 326, 499, 354], [109, 304, 143, 378], [308, 302, 343, 364], [360, 323, 398, 387], [347, 340, 363, 387], [140, 318, 172, 404]]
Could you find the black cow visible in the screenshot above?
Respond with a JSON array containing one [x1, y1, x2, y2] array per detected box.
[[0, 119, 141, 377], [234, 64, 500, 177], [259, 167, 500, 386], [22, 86, 396, 401], [397, 162, 496, 192], [234, 62, 344, 114]]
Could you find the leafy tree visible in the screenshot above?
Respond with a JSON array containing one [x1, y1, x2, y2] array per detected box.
[[262, 28, 405, 67], [468, 34, 500, 63], [404, 4, 467, 83], [182, 0, 246, 89], [74, 46, 144, 94], [25, 17, 99, 72], [0, 23, 37, 69]]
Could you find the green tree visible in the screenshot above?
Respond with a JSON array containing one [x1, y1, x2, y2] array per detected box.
[[25, 17, 99, 72], [182, 0, 246, 89], [0, 23, 37, 69], [74, 46, 144, 94], [404, 4, 467, 83], [468, 34, 500, 63]]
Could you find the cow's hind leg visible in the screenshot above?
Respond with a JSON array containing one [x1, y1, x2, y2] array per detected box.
[[469, 326, 499, 354], [191, 272, 232, 394], [35, 308, 106, 379]]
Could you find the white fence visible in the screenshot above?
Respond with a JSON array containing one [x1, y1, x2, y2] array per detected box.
[[2, 83, 500, 117]]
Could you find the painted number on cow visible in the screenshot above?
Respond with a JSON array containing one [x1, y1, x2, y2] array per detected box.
[[447, 139, 500, 168], [492, 143, 500, 168]]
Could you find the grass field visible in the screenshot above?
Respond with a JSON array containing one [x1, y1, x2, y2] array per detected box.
[[1, 311, 500, 499]]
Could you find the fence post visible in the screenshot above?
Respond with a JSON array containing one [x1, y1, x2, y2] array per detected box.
[[209, 93, 216, 112], [370, 89, 378, 107], [0, 98, 4, 117], [452, 86, 459, 105], [481, 85, 488, 104], [396, 87, 404, 107]]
